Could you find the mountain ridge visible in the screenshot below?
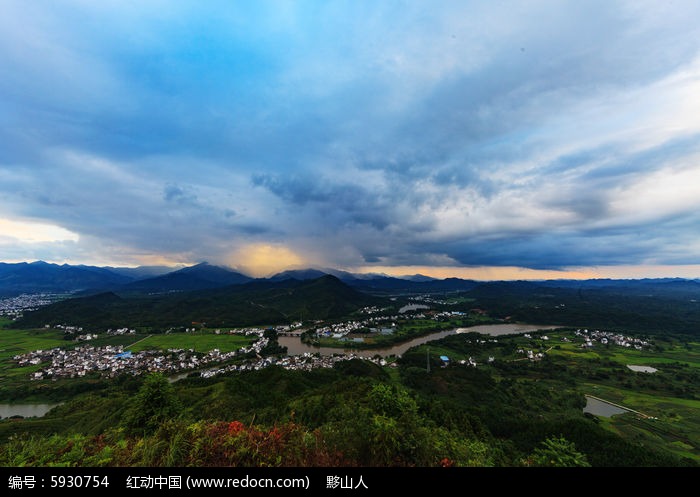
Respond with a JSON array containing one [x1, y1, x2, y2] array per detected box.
[[2, 260, 699, 298]]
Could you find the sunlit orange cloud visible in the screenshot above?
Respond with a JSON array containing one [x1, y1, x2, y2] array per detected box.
[[120, 254, 191, 268], [226, 244, 305, 277], [351, 265, 700, 280]]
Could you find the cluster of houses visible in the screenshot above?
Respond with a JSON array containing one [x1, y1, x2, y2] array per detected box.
[[0, 293, 61, 319], [458, 357, 479, 367], [516, 348, 545, 361], [313, 319, 393, 339], [308, 308, 469, 342], [574, 329, 651, 350], [407, 295, 457, 305], [212, 327, 266, 336], [455, 356, 495, 367], [434, 310, 468, 318], [512, 328, 652, 362], [47, 324, 84, 334], [14, 335, 270, 380], [197, 352, 388, 378], [13, 333, 395, 380], [107, 327, 137, 335], [358, 306, 383, 315]]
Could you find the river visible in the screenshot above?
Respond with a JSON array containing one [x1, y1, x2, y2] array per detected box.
[[0, 403, 60, 419], [278, 323, 561, 358]]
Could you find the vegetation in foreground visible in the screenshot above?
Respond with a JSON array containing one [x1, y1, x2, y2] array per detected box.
[[2, 279, 700, 467], [1, 335, 697, 467]]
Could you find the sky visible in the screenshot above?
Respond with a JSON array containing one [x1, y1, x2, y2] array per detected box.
[[2, 1, 700, 279]]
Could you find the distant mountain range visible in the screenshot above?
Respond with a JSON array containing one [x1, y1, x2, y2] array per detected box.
[[0, 261, 132, 296], [0, 261, 464, 297], [2, 260, 699, 299], [7, 261, 700, 335]]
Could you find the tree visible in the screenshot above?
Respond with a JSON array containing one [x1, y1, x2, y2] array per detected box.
[[525, 436, 591, 467], [123, 373, 183, 434]]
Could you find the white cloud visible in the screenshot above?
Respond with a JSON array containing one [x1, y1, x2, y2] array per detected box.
[[0, 218, 79, 243]]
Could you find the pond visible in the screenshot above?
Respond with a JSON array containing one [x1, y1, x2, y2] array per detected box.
[[627, 365, 658, 373], [583, 396, 630, 417], [278, 323, 561, 358], [398, 304, 430, 313], [0, 403, 60, 419]]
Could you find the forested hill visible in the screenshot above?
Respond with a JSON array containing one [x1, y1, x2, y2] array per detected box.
[[466, 279, 700, 336], [15, 275, 386, 330]]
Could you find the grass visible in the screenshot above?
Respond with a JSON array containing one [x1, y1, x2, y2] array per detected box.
[[425, 344, 468, 362], [532, 329, 700, 363], [0, 327, 79, 396], [383, 363, 402, 382], [118, 332, 254, 354], [583, 382, 700, 461], [0, 328, 254, 358], [0, 317, 15, 328], [606, 346, 700, 368], [0, 328, 66, 363]]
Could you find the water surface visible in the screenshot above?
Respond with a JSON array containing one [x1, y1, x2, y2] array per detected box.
[[0, 403, 59, 419], [583, 396, 630, 417], [279, 323, 560, 358], [627, 364, 658, 373]]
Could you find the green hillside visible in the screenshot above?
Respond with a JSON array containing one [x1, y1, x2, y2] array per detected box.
[[14, 276, 387, 331]]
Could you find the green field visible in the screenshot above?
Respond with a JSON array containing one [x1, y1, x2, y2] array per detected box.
[[583, 383, 700, 461], [0, 328, 67, 384], [0, 327, 254, 359], [125, 333, 253, 353], [0, 328, 66, 362], [543, 334, 700, 370], [421, 328, 700, 461]]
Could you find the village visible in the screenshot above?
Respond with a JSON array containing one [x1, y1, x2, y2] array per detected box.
[[574, 328, 651, 350], [13, 332, 391, 380], [197, 352, 388, 378], [454, 327, 653, 366], [307, 307, 468, 341], [0, 293, 63, 319], [14, 333, 270, 380]]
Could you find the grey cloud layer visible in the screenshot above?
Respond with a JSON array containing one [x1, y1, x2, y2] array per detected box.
[[1, 1, 699, 269]]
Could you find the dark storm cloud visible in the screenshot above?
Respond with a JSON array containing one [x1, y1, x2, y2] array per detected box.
[[163, 185, 198, 205]]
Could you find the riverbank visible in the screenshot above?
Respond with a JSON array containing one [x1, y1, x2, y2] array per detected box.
[[281, 323, 562, 358]]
